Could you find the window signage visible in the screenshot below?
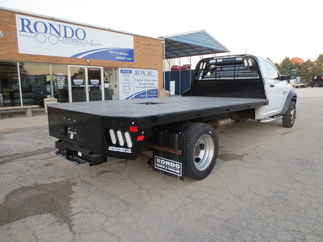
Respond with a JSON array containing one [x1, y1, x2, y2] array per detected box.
[[15, 14, 134, 62], [119, 68, 158, 100], [73, 79, 84, 86], [90, 79, 100, 86]]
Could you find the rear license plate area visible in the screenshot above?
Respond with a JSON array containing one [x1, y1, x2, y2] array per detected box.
[[108, 146, 132, 153]]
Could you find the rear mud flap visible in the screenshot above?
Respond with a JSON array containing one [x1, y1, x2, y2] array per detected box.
[[152, 152, 184, 179]]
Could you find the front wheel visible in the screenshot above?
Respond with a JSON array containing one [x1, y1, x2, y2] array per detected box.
[[282, 102, 296, 128], [183, 123, 219, 180]]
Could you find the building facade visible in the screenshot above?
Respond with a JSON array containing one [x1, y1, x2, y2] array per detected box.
[[0, 8, 163, 107]]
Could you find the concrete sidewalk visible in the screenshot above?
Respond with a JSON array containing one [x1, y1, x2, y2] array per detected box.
[[0, 114, 48, 132]]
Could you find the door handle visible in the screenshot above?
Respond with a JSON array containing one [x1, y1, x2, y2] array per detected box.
[[270, 84, 275, 88]]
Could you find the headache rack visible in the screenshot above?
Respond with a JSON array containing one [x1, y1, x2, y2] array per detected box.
[[195, 56, 261, 81]]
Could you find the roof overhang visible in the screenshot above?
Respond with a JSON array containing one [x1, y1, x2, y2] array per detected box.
[[161, 30, 229, 59]]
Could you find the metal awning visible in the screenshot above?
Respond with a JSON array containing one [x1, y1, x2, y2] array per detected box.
[[162, 30, 229, 59]]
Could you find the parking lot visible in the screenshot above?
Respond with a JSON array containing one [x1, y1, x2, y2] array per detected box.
[[0, 88, 323, 242]]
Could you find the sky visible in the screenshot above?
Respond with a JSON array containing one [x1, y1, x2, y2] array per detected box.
[[0, 0, 322, 63]]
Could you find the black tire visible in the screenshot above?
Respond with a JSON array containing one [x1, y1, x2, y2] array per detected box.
[[282, 102, 296, 128], [183, 123, 219, 180]]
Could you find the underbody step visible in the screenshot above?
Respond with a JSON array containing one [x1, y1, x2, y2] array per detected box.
[[260, 117, 280, 123]]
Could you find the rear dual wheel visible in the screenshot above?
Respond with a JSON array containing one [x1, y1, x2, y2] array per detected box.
[[183, 123, 219, 180]]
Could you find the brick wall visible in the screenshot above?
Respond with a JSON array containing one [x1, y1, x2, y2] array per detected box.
[[0, 9, 164, 91]]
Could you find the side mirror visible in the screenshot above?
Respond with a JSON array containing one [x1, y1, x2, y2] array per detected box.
[[279, 75, 291, 82]]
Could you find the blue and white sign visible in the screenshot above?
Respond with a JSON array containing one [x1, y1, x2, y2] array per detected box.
[[16, 14, 134, 62], [119, 68, 158, 100]]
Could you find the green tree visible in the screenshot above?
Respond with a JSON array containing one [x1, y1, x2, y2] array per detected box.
[[278, 57, 295, 75], [312, 54, 323, 77], [299, 59, 314, 82], [276, 54, 323, 82]]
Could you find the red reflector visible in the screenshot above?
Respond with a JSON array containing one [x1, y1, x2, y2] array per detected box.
[[136, 135, 145, 142], [129, 126, 139, 132]]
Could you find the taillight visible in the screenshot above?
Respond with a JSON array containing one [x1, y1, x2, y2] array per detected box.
[[124, 132, 133, 148], [116, 130, 125, 146], [109, 129, 117, 145], [136, 135, 145, 142], [108, 129, 138, 148], [129, 126, 139, 132]]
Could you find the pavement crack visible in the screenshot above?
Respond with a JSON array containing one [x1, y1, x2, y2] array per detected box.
[[0, 147, 55, 165]]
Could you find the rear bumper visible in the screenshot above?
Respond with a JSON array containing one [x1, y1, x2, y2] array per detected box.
[[55, 139, 140, 165], [55, 140, 107, 165]]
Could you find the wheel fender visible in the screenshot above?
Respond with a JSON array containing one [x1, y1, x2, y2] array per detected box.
[[281, 90, 297, 114]]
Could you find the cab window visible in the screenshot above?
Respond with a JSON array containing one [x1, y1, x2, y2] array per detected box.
[[259, 58, 279, 79]]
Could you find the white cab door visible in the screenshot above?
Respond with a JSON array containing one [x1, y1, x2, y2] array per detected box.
[[255, 58, 289, 119], [264, 78, 289, 114]]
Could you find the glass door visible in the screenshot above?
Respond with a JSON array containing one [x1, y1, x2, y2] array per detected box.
[[88, 67, 103, 101], [104, 67, 118, 100], [69, 66, 87, 102], [68, 66, 104, 102]]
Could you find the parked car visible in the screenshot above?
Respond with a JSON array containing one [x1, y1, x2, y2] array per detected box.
[[310, 75, 323, 87], [291, 79, 306, 88]]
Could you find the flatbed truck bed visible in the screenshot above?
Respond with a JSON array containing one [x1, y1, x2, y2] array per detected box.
[[49, 96, 266, 126], [48, 54, 297, 180]]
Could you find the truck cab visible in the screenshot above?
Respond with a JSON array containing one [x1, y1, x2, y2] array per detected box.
[[255, 56, 295, 119], [186, 55, 296, 122]]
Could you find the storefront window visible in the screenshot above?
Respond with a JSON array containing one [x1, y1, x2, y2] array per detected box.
[[0, 62, 20, 107], [20, 63, 51, 106], [51, 64, 68, 102]]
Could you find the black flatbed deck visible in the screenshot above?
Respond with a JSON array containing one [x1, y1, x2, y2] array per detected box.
[[49, 96, 266, 125]]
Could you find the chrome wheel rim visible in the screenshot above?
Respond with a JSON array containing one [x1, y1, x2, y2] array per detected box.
[[193, 134, 215, 171]]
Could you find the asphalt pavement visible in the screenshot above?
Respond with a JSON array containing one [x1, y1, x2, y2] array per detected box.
[[0, 88, 323, 242]]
